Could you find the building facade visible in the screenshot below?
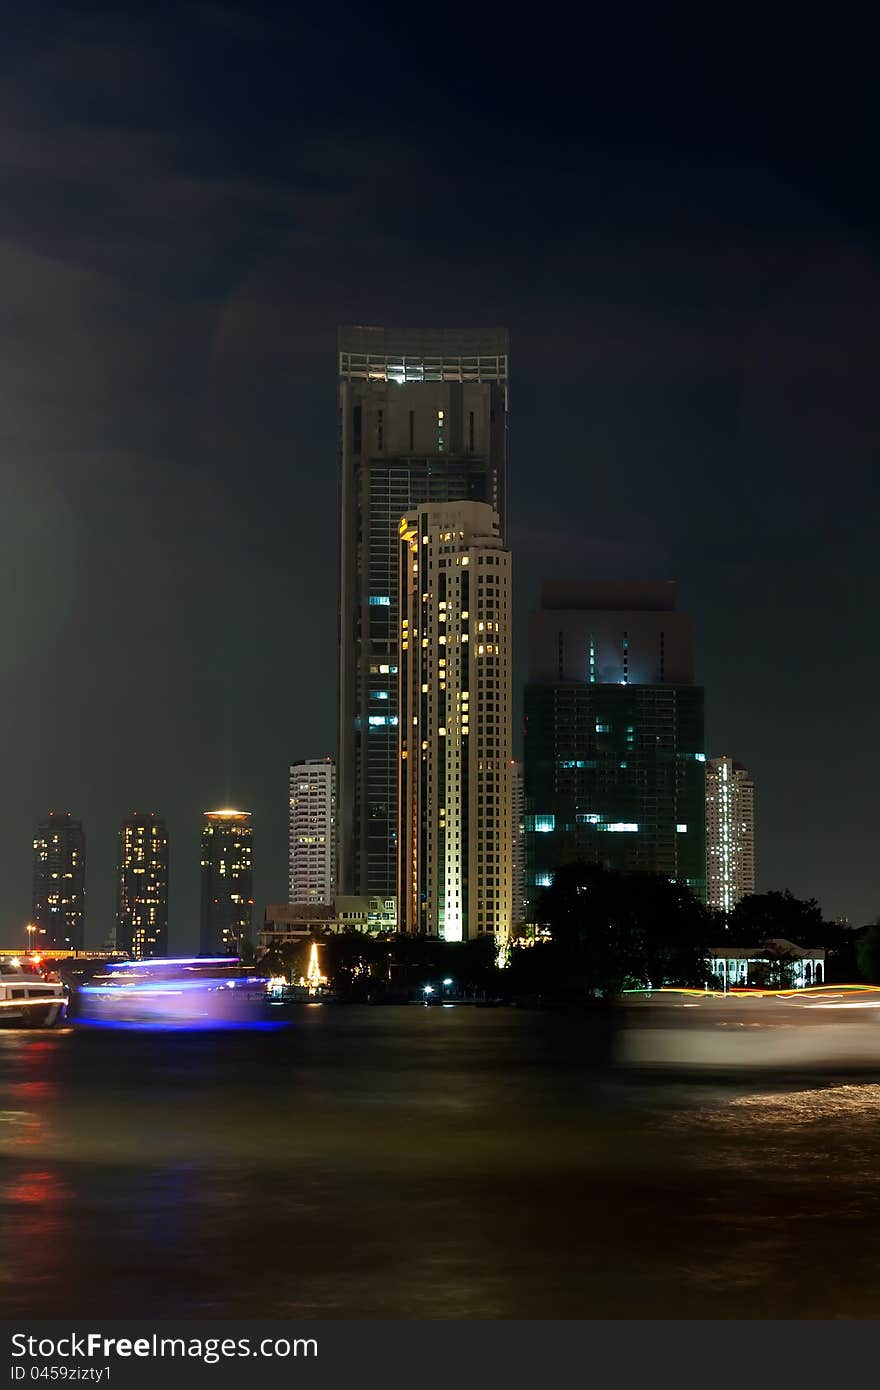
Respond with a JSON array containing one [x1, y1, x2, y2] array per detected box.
[[337, 325, 509, 899], [260, 895, 397, 948], [398, 501, 512, 942], [199, 810, 253, 955], [706, 755, 755, 912], [524, 582, 706, 904], [510, 760, 527, 929], [32, 811, 85, 949], [116, 813, 169, 958], [708, 940, 821, 988], [289, 758, 337, 905]]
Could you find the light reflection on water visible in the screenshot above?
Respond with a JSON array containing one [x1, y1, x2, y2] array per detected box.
[[2, 1006, 880, 1318]]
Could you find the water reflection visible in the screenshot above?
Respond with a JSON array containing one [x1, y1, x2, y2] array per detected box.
[[1, 1005, 880, 1317]]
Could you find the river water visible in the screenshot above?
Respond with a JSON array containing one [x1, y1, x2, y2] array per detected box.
[[2, 1004, 880, 1319]]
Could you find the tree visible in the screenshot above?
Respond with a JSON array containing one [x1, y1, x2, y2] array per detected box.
[[533, 863, 710, 998], [257, 944, 287, 978], [726, 891, 826, 948], [724, 890, 865, 982]]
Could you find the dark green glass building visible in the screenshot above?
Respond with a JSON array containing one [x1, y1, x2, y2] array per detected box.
[[524, 582, 706, 905]]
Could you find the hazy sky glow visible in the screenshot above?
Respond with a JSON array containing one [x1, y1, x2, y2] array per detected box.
[[2, 6, 878, 944]]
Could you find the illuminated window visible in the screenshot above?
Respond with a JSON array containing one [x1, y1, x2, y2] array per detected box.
[[369, 595, 391, 606]]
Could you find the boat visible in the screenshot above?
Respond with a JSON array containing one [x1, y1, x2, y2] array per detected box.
[[0, 960, 67, 1027], [73, 957, 274, 1028]]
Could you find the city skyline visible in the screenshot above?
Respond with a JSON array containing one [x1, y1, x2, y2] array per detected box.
[[3, 11, 878, 941], [4, 3, 880, 1337]]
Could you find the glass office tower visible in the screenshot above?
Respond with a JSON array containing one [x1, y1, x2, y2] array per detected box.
[[524, 582, 706, 904], [337, 325, 508, 897]]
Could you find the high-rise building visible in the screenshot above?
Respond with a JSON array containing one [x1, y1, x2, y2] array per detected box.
[[398, 501, 512, 942], [510, 760, 527, 929], [199, 810, 253, 955], [289, 758, 337, 905], [32, 811, 85, 948], [524, 582, 706, 903], [706, 756, 755, 912], [116, 813, 169, 958], [337, 325, 509, 899]]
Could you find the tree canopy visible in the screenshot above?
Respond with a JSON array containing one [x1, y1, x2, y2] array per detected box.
[[724, 890, 827, 948], [530, 863, 710, 997]]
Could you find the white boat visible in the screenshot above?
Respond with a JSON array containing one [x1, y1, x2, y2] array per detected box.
[[0, 966, 67, 1027]]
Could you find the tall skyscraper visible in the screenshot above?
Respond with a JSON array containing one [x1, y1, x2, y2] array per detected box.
[[706, 756, 755, 912], [116, 812, 169, 958], [510, 760, 527, 929], [199, 810, 253, 955], [337, 325, 509, 899], [32, 811, 85, 948], [289, 758, 337, 904], [398, 501, 512, 941], [524, 582, 706, 903]]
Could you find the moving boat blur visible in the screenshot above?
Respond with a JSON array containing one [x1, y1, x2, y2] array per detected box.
[[72, 957, 273, 1029]]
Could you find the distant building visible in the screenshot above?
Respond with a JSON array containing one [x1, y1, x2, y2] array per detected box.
[[337, 325, 509, 900], [32, 812, 85, 949], [259, 895, 397, 948], [116, 813, 169, 958], [199, 810, 253, 955], [334, 895, 396, 933], [260, 902, 333, 945], [706, 756, 755, 912], [510, 760, 527, 928], [289, 758, 337, 905], [524, 582, 706, 905], [398, 501, 512, 941]]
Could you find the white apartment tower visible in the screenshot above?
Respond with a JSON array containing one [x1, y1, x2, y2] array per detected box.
[[398, 501, 512, 943], [289, 758, 337, 904], [706, 755, 755, 912]]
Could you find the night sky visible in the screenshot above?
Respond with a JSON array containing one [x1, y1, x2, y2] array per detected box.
[[2, 6, 878, 946]]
